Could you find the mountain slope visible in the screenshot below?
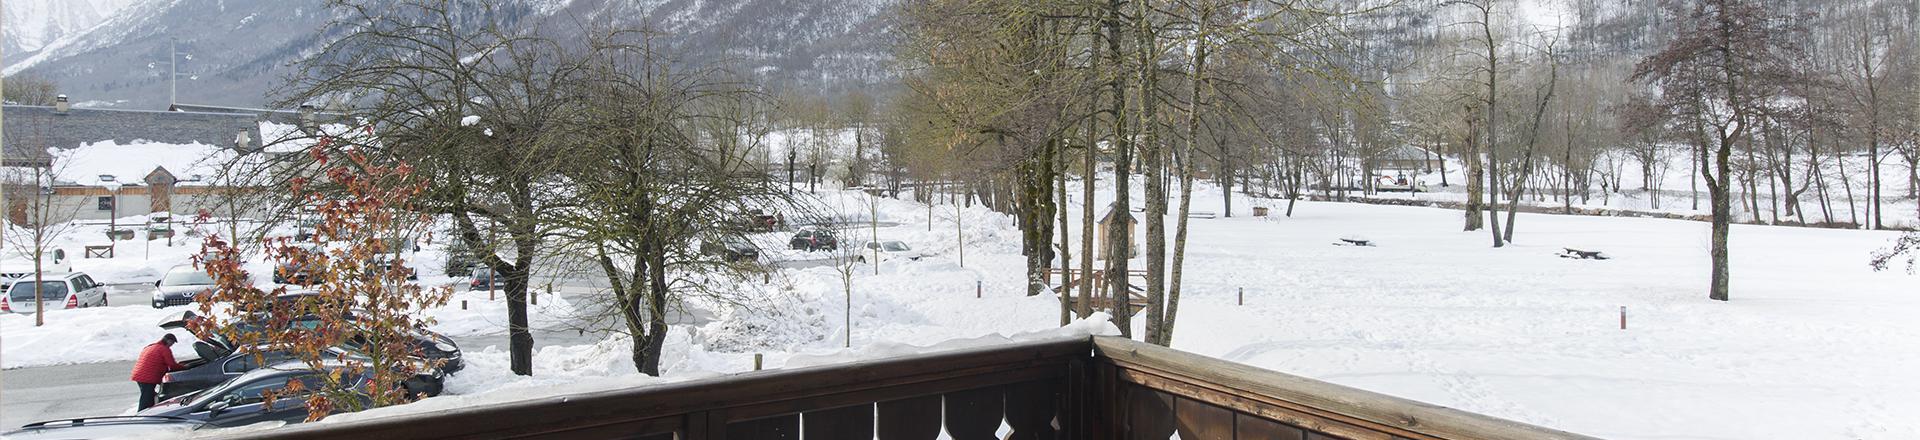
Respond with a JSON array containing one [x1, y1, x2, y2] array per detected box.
[[1, 0, 142, 63], [5, 0, 896, 109]]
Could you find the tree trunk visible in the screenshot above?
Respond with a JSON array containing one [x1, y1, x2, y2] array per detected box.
[[1103, 0, 1132, 338], [1464, 112, 1486, 231], [1136, 0, 1167, 344], [1709, 132, 1732, 301]]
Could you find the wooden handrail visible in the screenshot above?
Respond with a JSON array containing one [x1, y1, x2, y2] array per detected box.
[[1092, 336, 1602, 440], [219, 336, 1088, 439], [207, 335, 1600, 440]]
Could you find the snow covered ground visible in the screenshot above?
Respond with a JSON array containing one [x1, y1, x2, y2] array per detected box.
[[4, 178, 1917, 439]]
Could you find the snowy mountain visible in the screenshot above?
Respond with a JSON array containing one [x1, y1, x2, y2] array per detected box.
[[0, 0, 141, 63], [2, 0, 896, 109]]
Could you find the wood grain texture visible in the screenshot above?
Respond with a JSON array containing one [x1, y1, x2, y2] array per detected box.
[[1236, 413, 1308, 440], [876, 395, 942, 440], [802, 403, 875, 440], [725, 414, 798, 440], [1005, 380, 1062, 440], [1174, 396, 1234, 440], [945, 386, 1006, 440], [1127, 385, 1177, 440]]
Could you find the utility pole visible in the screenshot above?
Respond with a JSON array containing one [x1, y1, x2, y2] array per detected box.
[[170, 38, 178, 107], [156, 38, 190, 108]]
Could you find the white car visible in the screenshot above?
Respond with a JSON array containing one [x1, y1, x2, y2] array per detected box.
[[856, 240, 927, 262], [1, 272, 109, 313]]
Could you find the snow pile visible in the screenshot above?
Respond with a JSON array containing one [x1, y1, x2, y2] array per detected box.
[[783, 311, 1117, 369], [0, 306, 198, 368]]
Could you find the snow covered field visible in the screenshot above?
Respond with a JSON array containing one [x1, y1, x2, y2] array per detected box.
[[4, 181, 1917, 439]]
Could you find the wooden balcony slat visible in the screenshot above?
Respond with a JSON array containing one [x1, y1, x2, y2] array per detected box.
[[944, 386, 1006, 440], [1236, 412, 1309, 440], [1005, 379, 1063, 440], [1174, 396, 1235, 440], [875, 395, 942, 440], [724, 414, 797, 440], [801, 403, 875, 440], [1113, 365, 1392, 440], [1125, 385, 1178, 440]]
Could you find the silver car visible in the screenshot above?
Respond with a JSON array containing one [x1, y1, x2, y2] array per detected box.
[[0, 272, 109, 313], [153, 265, 216, 308]]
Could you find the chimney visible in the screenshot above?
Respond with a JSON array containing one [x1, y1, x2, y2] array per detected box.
[[299, 104, 315, 125], [55, 95, 70, 113]]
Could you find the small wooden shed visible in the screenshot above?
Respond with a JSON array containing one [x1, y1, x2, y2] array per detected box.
[[1096, 204, 1138, 260]]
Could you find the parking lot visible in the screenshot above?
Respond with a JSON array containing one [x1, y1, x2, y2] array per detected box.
[[0, 276, 614, 430]]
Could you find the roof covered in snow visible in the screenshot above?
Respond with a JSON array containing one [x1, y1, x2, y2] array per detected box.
[[48, 140, 231, 186]]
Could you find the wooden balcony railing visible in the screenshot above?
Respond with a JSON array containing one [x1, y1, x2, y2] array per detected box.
[[221, 336, 1600, 440]]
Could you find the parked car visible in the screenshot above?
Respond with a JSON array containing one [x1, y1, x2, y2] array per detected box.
[[856, 240, 927, 262], [138, 362, 386, 428], [273, 244, 325, 285], [701, 237, 761, 263], [1, 272, 108, 313], [153, 341, 446, 401], [153, 265, 217, 308], [788, 229, 838, 251], [742, 209, 784, 232], [163, 306, 465, 375], [469, 266, 498, 291], [366, 238, 419, 280], [1, 416, 208, 439]]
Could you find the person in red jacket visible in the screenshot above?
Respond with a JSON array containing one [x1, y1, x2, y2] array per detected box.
[[131, 334, 187, 410]]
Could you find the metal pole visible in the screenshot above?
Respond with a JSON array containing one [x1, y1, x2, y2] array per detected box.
[[2, 0, 8, 265], [169, 38, 178, 107], [108, 191, 116, 255]]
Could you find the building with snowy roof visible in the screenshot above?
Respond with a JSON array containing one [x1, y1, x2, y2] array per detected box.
[[1, 97, 267, 224]]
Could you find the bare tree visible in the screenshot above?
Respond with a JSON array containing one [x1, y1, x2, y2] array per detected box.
[[1634, 0, 1806, 301]]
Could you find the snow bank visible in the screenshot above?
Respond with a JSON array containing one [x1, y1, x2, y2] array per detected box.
[[0, 306, 198, 368]]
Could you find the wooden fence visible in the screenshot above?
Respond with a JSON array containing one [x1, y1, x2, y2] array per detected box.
[[218, 336, 1599, 440]]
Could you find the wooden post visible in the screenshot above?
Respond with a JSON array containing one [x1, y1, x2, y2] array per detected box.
[[1237, 288, 1243, 306], [976, 280, 982, 299], [1619, 306, 1626, 330], [753, 353, 763, 371], [461, 300, 467, 310]]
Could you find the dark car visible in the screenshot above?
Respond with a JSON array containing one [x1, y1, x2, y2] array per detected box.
[[152, 265, 216, 308], [273, 244, 324, 285], [156, 311, 450, 400], [702, 237, 761, 263], [2, 416, 208, 439], [788, 229, 838, 251], [138, 362, 381, 428]]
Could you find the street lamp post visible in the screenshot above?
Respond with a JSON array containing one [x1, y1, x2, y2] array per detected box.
[[101, 175, 121, 256]]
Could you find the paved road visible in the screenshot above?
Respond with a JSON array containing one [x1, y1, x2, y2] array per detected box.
[[0, 361, 138, 430]]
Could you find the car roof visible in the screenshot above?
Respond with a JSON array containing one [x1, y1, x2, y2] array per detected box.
[[8, 273, 80, 284], [6, 416, 207, 437]]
